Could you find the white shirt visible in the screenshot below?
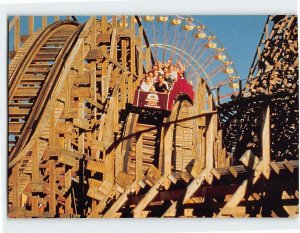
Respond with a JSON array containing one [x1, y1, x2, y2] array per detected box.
[[169, 71, 178, 81], [140, 81, 154, 92]]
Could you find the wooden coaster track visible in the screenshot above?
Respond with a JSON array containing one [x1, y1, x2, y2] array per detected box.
[[9, 20, 82, 160], [7, 15, 298, 218]]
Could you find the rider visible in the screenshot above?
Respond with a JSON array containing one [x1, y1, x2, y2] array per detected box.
[[154, 75, 168, 93], [140, 75, 155, 92]]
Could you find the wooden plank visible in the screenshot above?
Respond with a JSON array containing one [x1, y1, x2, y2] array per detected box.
[[31, 140, 39, 211], [239, 150, 259, 170], [73, 117, 91, 131], [228, 166, 238, 178], [168, 174, 177, 184], [103, 28, 117, 100], [103, 149, 115, 184], [270, 161, 280, 174], [221, 206, 246, 217], [164, 102, 180, 179], [9, 16, 19, 31], [42, 16, 47, 29], [120, 38, 127, 108], [162, 201, 177, 217], [205, 94, 214, 169], [14, 17, 20, 50], [85, 48, 103, 60], [135, 134, 143, 180], [103, 181, 137, 218], [11, 163, 20, 207], [28, 16, 34, 35], [96, 33, 111, 44], [86, 160, 105, 173], [183, 168, 209, 203], [217, 179, 248, 217], [133, 177, 165, 216], [211, 168, 221, 180], [261, 105, 271, 179], [115, 171, 134, 190], [9, 122, 23, 133], [180, 171, 191, 183], [146, 165, 161, 184], [48, 160, 56, 214], [87, 188, 115, 217], [65, 168, 72, 214], [284, 159, 294, 173]]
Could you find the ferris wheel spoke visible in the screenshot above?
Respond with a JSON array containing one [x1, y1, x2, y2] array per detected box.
[[177, 30, 189, 63], [201, 53, 216, 71], [185, 42, 205, 71], [151, 20, 158, 61], [187, 46, 207, 77], [162, 21, 167, 62], [170, 27, 184, 61], [205, 64, 225, 80]]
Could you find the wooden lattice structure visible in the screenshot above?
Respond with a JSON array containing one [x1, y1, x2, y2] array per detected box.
[[8, 15, 298, 218]]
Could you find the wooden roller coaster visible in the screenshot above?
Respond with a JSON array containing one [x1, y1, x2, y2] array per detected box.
[[8, 15, 298, 218]]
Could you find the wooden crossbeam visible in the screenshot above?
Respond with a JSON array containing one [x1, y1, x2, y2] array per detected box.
[[162, 201, 178, 217], [183, 168, 209, 203], [261, 105, 271, 179], [133, 177, 165, 217], [103, 181, 137, 218], [217, 179, 248, 217]]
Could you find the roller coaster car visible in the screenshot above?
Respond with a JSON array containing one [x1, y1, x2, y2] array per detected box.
[[133, 78, 194, 111]]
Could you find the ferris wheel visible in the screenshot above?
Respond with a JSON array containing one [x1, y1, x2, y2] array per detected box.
[[137, 15, 240, 103]]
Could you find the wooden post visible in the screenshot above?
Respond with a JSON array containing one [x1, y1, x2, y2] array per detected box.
[[31, 140, 39, 211], [12, 163, 20, 207], [146, 46, 151, 72], [205, 92, 214, 169], [104, 149, 115, 184], [262, 105, 271, 179], [138, 24, 144, 78], [65, 168, 72, 214], [196, 79, 206, 168], [49, 105, 55, 146], [136, 133, 143, 181], [158, 123, 166, 172], [42, 16, 47, 29], [217, 179, 248, 217], [14, 16, 20, 50], [90, 16, 96, 49], [121, 16, 126, 30], [121, 39, 127, 108], [129, 16, 136, 103], [102, 28, 116, 101], [100, 17, 108, 103], [28, 16, 34, 35], [164, 125, 173, 177], [164, 102, 179, 180], [48, 160, 56, 214], [112, 16, 117, 27], [115, 141, 123, 176], [78, 101, 85, 153]]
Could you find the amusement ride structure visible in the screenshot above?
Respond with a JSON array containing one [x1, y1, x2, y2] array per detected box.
[[8, 15, 298, 217]]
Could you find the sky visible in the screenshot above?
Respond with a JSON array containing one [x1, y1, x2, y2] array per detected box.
[[9, 15, 267, 82], [194, 15, 267, 80]]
